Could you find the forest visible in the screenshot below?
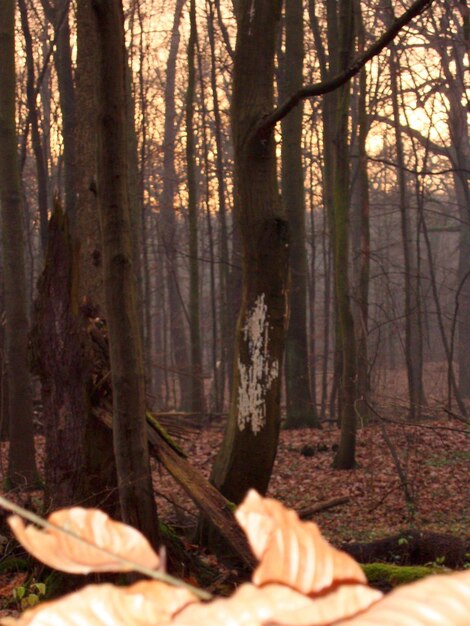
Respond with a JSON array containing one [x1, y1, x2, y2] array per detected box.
[[0, 0, 469, 623]]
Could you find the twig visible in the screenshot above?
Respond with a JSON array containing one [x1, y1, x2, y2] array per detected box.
[[0, 495, 211, 601], [443, 407, 470, 427], [366, 403, 415, 508]]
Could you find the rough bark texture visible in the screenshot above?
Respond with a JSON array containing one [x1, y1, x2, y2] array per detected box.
[[209, 0, 288, 505], [325, 0, 358, 468], [32, 208, 118, 512], [93, 0, 159, 548], [281, 0, 319, 428], [75, 0, 105, 312], [0, 0, 38, 488]]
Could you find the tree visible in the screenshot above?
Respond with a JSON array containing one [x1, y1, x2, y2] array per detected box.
[[209, 0, 289, 504], [159, 0, 192, 410], [0, 0, 39, 489], [388, 30, 426, 420], [281, 0, 320, 428], [92, 0, 159, 547], [186, 0, 205, 414], [310, 0, 358, 467], [208, 0, 435, 501]]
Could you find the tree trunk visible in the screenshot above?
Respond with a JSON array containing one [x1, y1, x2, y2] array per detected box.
[[93, 0, 159, 547], [18, 0, 49, 255], [41, 0, 77, 224], [209, 0, 288, 504], [159, 0, 192, 410], [349, 0, 370, 421], [317, 0, 358, 467], [281, 0, 319, 428], [388, 34, 425, 419], [207, 0, 231, 410], [186, 0, 205, 414], [0, 0, 39, 488]]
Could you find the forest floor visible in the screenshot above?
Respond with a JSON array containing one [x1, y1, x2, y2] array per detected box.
[[0, 386, 468, 615], [155, 406, 469, 547]]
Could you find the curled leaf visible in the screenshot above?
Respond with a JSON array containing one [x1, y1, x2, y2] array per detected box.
[[0, 580, 198, 626], [336, 570, 470, 625], [8, 508, 160, 574], [236, 490, 366, 594]]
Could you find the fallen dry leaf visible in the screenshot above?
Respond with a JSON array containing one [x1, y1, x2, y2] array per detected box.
[[8, 508, 160, 574], [267, 583, 382, 625], [0, 580, 198, 626], [174, 583, 319, 626], [174, 582, 381, 626], [236, 491, 366, 594], [336, 570, 470, 625]]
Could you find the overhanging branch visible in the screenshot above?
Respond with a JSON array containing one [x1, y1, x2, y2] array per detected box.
[[257, 0, 434, 134]]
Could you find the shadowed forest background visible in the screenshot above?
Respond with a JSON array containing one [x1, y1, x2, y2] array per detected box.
[[0, 0, 468, 599]]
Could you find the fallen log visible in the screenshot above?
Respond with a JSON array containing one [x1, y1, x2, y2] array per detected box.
[[94, 408, 256, 569], [341, 530, 468, 568]]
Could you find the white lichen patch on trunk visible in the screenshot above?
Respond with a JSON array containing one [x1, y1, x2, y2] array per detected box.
[[237, 293, 279, 435]]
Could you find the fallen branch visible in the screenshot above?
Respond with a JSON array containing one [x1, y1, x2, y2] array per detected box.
[[298, 496, 350, 520], [94, 408, 256, 569]]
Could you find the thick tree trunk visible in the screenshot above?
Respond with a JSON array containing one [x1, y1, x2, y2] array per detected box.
[[31, 208, 119, 512], [281, 0, 319, 428], [93, 0, 159, 547], [75, 0, 105, 311], [0, 0, 38, 488], [209, 0, 288, 504]]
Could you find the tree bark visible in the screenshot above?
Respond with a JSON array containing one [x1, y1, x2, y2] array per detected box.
[[186, 0, 205, 414], [18, 0, 49, 255], [281, 0, 319, 428], [0, 0, 39, 488], [159, 0, 192, 410], [93, 0, 159, 547], [388, 28, 425, 419], [209, 0, 288, 504]]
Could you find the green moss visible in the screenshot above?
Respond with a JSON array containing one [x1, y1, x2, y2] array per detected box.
[[362, 562, 441, 587], [145, 411, 186, 457]]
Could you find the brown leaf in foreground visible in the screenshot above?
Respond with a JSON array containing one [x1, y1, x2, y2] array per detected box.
[[236, 490, 366, 594], [174, 582, 381, 626], [0, 580, 198, 626], [336, 570, 470, 625], [8, 508, 160, 574]]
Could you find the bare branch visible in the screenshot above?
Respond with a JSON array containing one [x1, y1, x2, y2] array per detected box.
[[258, 0, 434, 134]]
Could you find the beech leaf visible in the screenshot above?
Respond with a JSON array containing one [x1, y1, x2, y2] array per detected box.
[[174, 583, 319, 626], [0, 580, 198, 626], [8, 508, 160, 574], [236, 490, 366, 593], [174, 582, 381, 626], [336, 570, 470, 625]]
